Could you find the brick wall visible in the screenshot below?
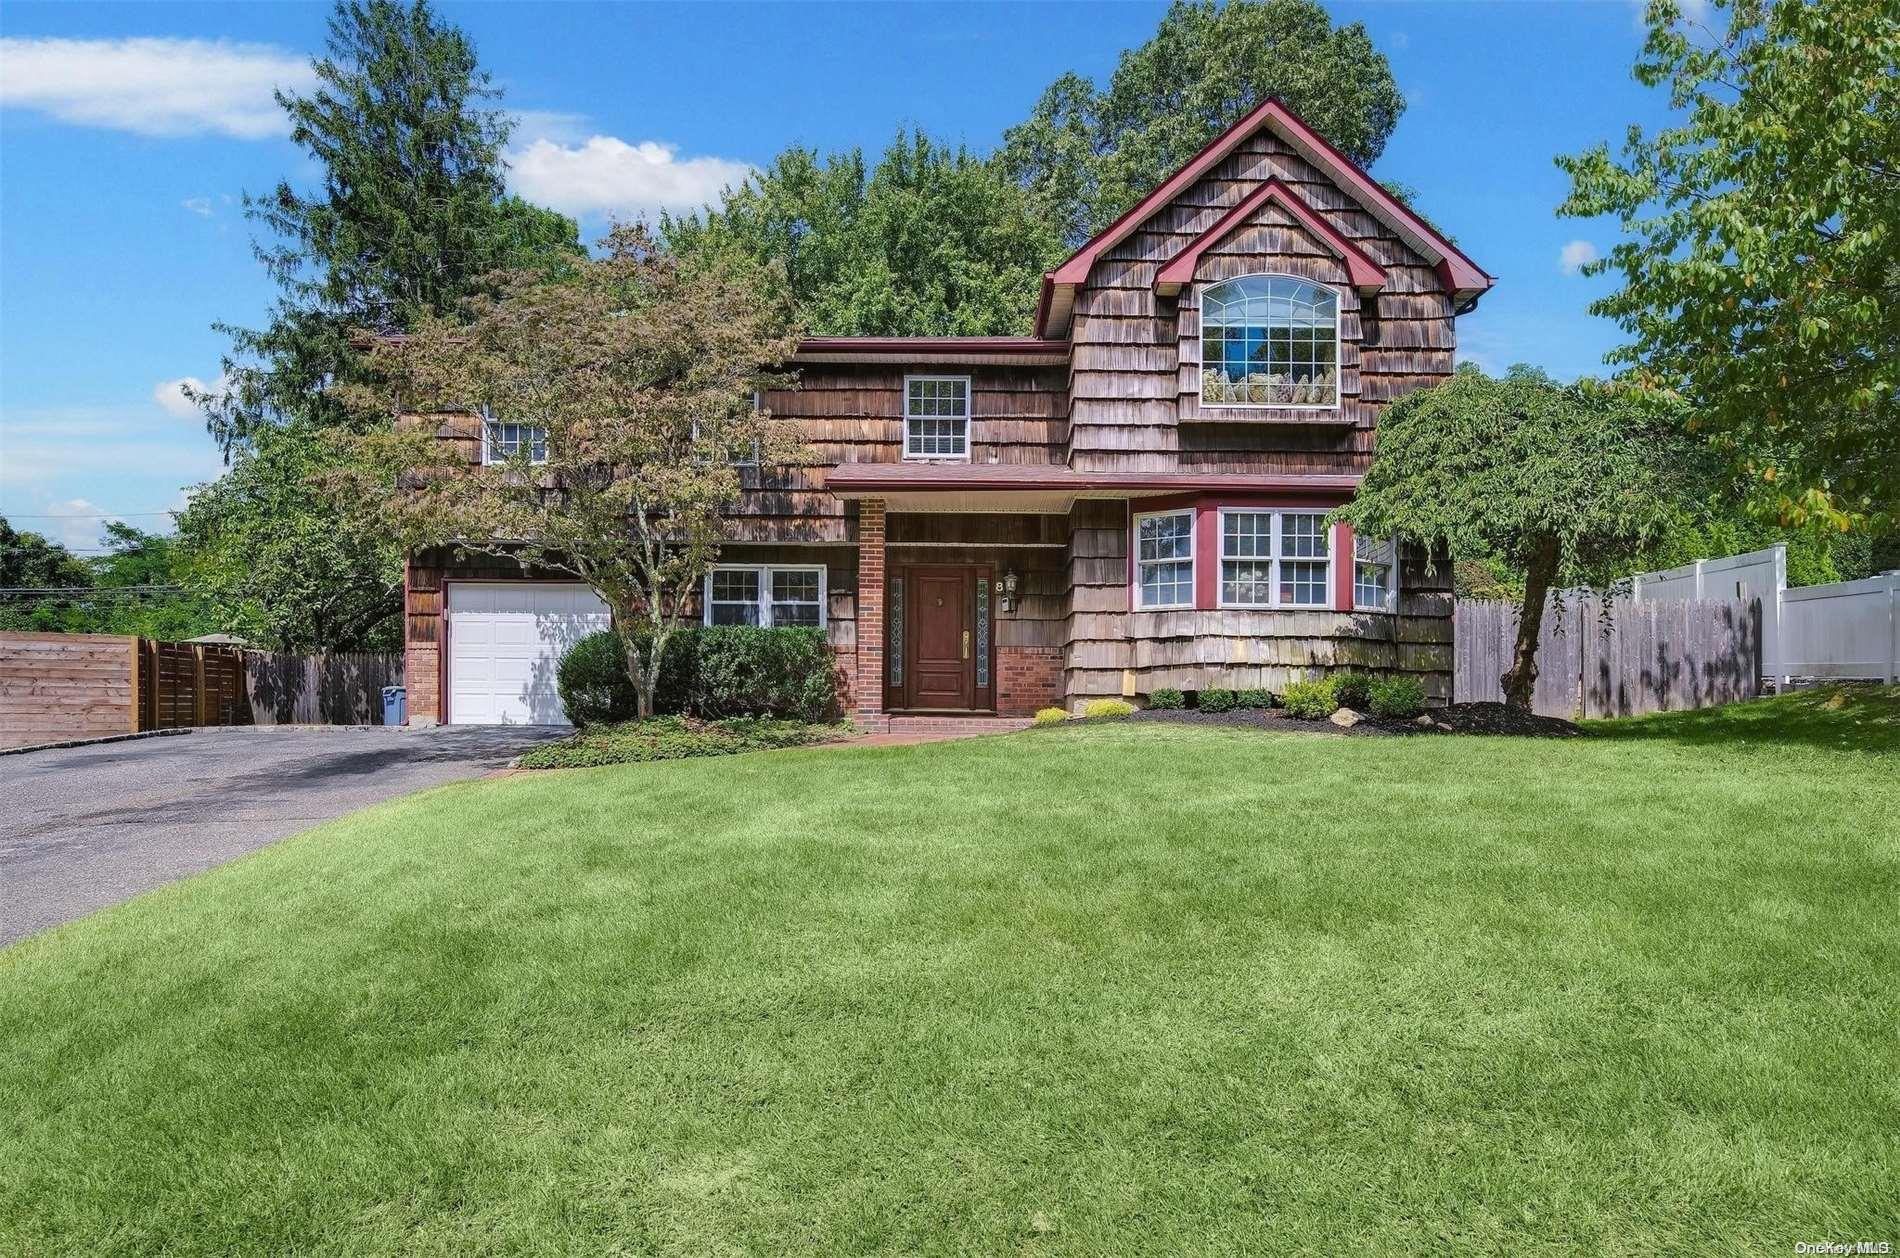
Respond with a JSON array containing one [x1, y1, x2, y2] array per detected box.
[[998, 645, 1064, 715], [854, 500, 886, 725]]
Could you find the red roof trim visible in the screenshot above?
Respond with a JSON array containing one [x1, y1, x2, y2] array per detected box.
[[795, 336, 1067, 356], [1036, 97, 1493, 334], [825, 465, 1361, 493], [1153, 177, 1387, 295]]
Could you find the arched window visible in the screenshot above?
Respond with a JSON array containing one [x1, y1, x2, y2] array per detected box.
[[1200, 276, 1339, 407]]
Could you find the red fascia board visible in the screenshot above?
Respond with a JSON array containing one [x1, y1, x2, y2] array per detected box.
[[1047, 97, 1492, 295], [826, 468, 1362, 493], [1153, 178, 1387, 294]]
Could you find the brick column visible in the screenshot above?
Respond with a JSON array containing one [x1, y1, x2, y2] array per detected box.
[[855, 499, 888, 728]]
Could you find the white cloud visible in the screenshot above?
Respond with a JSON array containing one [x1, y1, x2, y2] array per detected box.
[[0, 37, 313, 139], [181, 196, 213, 217], [1559, 239, 1600, 275], [508, 135, 755, 219], [152, 376, 222, 420]]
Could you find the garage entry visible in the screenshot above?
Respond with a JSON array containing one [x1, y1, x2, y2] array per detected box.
[[447, 582, 611, 724]]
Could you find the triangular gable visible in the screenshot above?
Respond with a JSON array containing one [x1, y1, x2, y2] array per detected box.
[[1152, 177, 1386, 297], [1035, 97, 1493, 336]]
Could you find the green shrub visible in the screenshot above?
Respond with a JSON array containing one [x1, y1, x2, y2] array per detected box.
[[1331, 671, 1373, 712], [1148, 688, 1185, 710], [1033, 707, 1069, 726], [1197, 689, 1238, 713], [1281, 677, 1338, 720], [690, 626, 836, 721], [1082, 698, 1135, 719], [1236, 688, 1274, 709], [556, 631, 636, 726], [1367, 674, 1427, 719], [517, 715, 848, 769]]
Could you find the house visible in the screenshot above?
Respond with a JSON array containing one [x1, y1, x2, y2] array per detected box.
[[402, 98, 1493, 727]]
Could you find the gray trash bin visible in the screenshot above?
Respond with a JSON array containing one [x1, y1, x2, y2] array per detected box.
[[381, 686, 407, 727]]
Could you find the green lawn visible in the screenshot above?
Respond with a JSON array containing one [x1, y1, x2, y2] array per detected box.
[[4, 690, 1897, 1254]]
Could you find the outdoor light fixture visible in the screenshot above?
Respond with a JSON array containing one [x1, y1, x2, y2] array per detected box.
[[1002, 569, 1019, 612]]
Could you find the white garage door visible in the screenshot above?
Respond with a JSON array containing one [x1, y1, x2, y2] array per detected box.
[[448, 582, 611, 725]]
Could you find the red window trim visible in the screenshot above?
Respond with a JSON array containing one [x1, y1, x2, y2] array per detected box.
[[1127, 491, 1356, 614]]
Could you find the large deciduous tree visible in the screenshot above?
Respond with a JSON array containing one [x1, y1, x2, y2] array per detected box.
[[333, 226, 803, 718], [1337, 367, 1707, 710], [1557, 0, 1899, 526], [1001, 0, 1406, 246], [665, 131, 1063, 336]]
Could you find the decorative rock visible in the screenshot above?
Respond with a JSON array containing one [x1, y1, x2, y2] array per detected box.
[[1329, 707, 1362, 728], [1415, 714, 1435, 727]]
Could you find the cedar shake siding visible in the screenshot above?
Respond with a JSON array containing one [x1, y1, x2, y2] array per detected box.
[[402, 98, 1487, 723]]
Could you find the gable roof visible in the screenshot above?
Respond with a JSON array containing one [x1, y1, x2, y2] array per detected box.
[[1152, 177, 1387, 297], [1035, 97, 1494, 336]]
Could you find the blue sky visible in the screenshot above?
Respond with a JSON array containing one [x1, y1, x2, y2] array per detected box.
[[0, 0, 1678, 551]]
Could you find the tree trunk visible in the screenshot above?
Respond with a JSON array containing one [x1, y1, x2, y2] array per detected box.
[[1501, 534, 1561, 711], [619, 628, 655, 722]]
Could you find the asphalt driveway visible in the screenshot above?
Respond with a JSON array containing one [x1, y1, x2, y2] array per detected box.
[[0, 726, 566, 947]]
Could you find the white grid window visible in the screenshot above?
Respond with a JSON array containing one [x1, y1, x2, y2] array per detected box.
[[707, 568, 763, 625], [1200, 275, 1340, 408], [483, 419, 548, 464], [1220, 510, 1333, 608], [703, 565, 827, 628], [1135, 510, 1195, 609], [769, 568, 822, 627], [1354, 535, 1398, 611], [904, 376, 971, 459]]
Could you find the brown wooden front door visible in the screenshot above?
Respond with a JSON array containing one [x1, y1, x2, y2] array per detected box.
[[898, 563, 993, 712]]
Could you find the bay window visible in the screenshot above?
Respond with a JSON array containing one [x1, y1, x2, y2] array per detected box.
[[1134, 509, 1195, 609], [1219, 509, 1331, 608], [1354, 535, 1398, 612]]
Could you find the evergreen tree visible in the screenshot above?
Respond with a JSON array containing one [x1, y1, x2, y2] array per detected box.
[[203, 0, 581, 451], [181, 0, 579, 650]]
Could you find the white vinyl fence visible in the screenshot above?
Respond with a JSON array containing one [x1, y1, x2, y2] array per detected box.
[[1630, 544, 1899, 684]]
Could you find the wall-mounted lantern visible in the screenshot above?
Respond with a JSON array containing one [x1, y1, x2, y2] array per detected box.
[[1002, 569, 1019, 612]]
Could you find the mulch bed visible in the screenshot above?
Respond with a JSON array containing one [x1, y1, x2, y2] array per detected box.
[[1125, 702, 1584, 738]]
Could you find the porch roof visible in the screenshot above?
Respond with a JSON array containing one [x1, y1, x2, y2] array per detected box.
[[825, 463, 1361, 514]]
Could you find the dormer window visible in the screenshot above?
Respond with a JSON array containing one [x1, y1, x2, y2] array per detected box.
[[1200, 276, 1339, 408]]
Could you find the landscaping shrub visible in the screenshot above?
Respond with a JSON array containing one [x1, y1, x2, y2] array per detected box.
[[1033, 707, 1069, 726], [1367, 674, 1427, 719], [1197, 689, 1238, 713], [557, 629, 701, 724], [1236, 688, 1274, 709], [1082, 698, 1135, 719], [1148, 688, 1185, 710], [517, 715, 848, 769], [556, 631, 636, 726], [1331, 672, 1373, 712], [689, 626, 835, 721], [1281, 678, 1338, 720]]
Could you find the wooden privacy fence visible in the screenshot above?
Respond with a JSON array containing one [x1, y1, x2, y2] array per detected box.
[[0, 631, 403, 747], [140, 639, 248, 730], [0, 632, 140, 748], [245, 651, 401, 725], [1454, 595, 1761, 719]]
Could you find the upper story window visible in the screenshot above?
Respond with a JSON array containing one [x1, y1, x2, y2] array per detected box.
[[1134, 509, 1195, 609], [1219, 509, 1331, 608], [904, 375, 971, 460], [1200, 276, 1339, 408], [482, 413, 548, 465]]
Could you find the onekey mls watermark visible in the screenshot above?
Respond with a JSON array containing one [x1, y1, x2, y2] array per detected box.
[[1795, 1244, 1891, 1255]]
